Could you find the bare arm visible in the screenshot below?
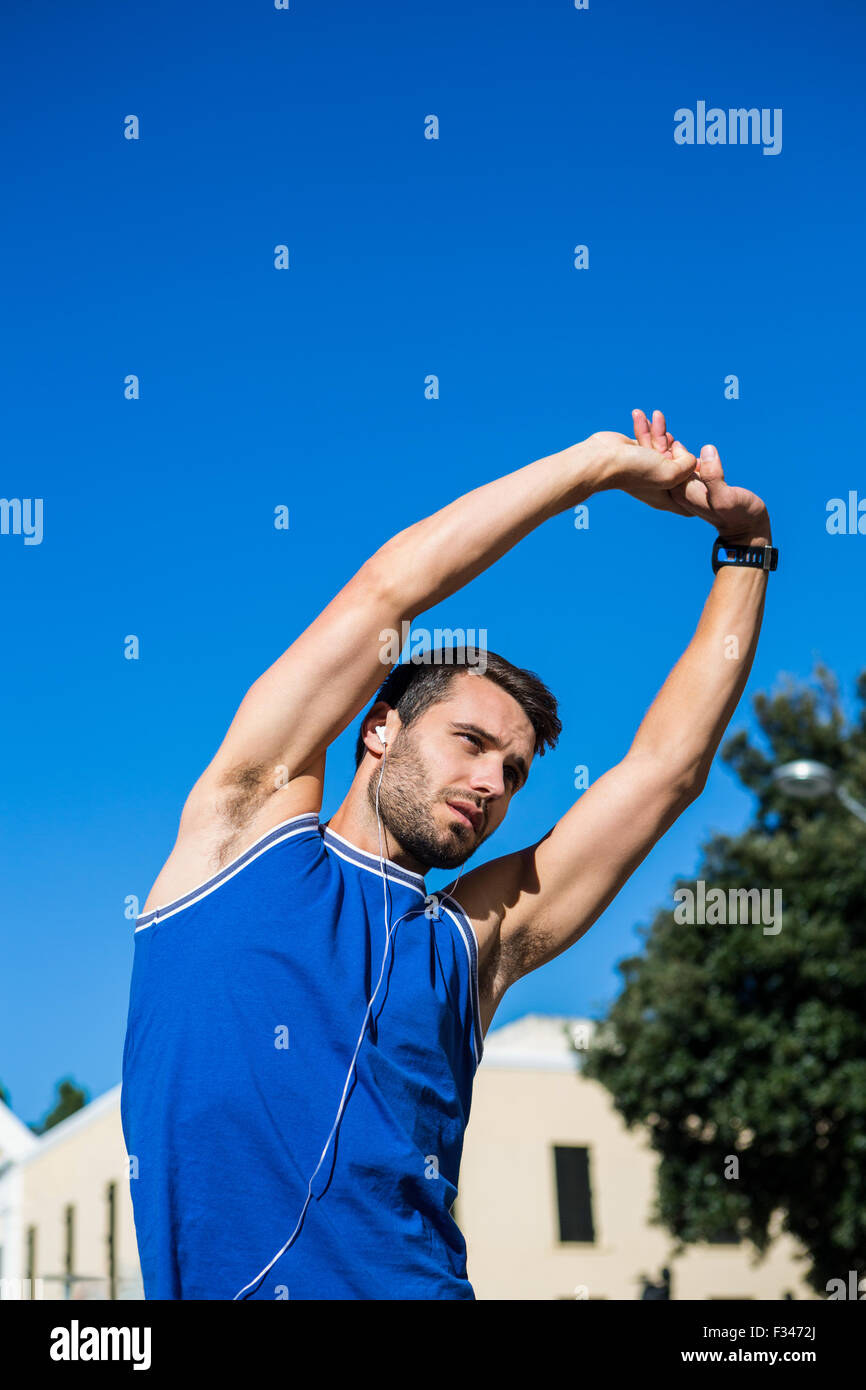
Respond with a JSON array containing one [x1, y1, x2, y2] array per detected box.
[[447, 425, 774, 1026], [182, 430, 684, 824], [628, 557, 769, 784]]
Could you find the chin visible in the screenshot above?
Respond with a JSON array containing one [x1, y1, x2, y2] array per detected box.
[[436, 820, 480, 866], [430, 847, 471, 872]]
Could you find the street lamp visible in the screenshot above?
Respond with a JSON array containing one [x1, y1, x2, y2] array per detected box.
[[772, 760, 866, 826]]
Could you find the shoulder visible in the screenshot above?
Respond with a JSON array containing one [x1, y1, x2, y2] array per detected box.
[[140, 750, 326, 917], [434, 881, 504, 1039], [140, 787, 323, 919], [437, 842, 552, 1034]]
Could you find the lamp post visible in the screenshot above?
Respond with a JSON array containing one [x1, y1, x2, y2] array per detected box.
[[771, 760, 866, 826]]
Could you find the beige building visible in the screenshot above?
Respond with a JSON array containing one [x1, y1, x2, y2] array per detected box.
[[459, 1015, 816, 1300], [0, 1087, 142, 1300], [0, 1013, 816, 1300]]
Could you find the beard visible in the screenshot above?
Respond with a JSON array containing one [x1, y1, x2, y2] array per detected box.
[[365, 729, 487, 872]]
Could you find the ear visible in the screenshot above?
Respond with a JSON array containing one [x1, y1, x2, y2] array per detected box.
[[362, 704, 396, 757]]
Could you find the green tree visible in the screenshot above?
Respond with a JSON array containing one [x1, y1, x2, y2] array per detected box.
[[581, 664, 866, 1297], [29, 1078, 88, 1135]]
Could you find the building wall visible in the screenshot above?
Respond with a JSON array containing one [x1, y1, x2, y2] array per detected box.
[[457, 1060, 816, 1301], [17, 1091, 142, 1300], [0, 1099, 38, 1287], [0, 1166, 26, 1286]]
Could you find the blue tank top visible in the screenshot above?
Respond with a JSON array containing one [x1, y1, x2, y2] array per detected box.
[[120, 812, 484, 1299]]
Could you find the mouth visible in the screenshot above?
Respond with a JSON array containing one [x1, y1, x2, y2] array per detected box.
[[445, 800, 483, 833]]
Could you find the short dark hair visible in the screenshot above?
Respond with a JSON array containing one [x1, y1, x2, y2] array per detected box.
[[353, 646, 561, 770]]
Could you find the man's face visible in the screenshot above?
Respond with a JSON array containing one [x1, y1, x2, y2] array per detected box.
[[366, 672, 535, 871]]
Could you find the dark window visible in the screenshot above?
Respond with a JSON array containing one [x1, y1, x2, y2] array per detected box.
[[106, 1182, 117, 1301], [553, 1145, 595, 1243], [26, 1226, 36, 1295], [64, 1204, 75, 1277]]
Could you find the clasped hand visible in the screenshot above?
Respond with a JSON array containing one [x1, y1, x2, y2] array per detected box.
[[589, 409, 772, 547]]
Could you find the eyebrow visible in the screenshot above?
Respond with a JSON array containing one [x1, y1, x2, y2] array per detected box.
[[449, 721, 530, 787]]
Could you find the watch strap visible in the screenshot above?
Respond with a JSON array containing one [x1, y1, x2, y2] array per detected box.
[[712, 537, 778, 574]]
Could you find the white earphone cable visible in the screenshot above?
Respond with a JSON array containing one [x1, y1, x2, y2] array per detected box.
[[233, 727, 422, 1299]]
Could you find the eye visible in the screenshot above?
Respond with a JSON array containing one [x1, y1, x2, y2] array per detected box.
[[458, 733, 520, 789]]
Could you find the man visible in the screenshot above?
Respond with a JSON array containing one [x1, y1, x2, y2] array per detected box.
[[121, 408, 775, 1300]]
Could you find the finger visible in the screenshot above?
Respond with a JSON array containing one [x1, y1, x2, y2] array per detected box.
[[661, 451, 700, 496], [660, 443, 701, 497], [669, 439, 697, 470], [699, 443, 723, 472], [696, 444, 729, 502], [651, 410, 668, 452], [632, 409, 652, 449]]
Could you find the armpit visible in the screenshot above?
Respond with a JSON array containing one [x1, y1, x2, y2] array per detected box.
[[212, 762, 275, 865]]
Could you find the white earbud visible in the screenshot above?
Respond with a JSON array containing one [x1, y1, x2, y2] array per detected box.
[[375, 724, 388, 746]]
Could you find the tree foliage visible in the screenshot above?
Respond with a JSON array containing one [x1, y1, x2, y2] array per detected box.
[[581, 664, 866, 1296], [29, 1078, 88, 1135]]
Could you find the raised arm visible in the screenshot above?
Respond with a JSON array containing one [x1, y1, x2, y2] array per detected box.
[[446, 423, 774, 1030], [180, 429, 689, 827]]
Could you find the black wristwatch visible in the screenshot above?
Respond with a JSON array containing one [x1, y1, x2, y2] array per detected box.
[[712, 536, 778, 574]]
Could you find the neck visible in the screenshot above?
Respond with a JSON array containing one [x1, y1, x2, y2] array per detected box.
[[327, 767, 427, 876]]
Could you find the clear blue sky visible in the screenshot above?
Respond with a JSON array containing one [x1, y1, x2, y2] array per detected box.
[[2, 0, 864, 1126]]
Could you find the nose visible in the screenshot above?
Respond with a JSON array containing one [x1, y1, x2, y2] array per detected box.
[[466, 759, 507, 804]]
